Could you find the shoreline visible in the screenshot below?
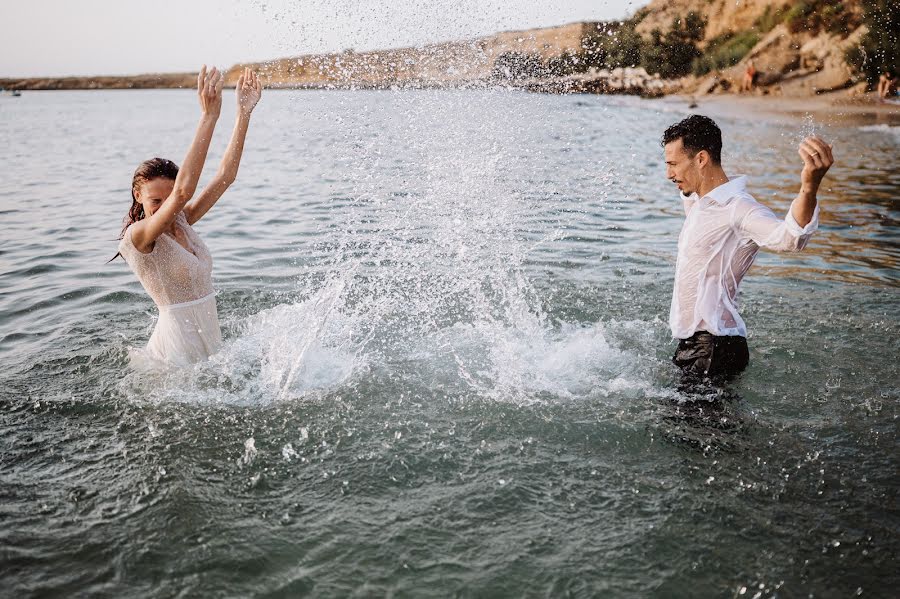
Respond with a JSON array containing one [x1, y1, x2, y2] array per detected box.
[[5, 80, 899, 127], [658, 92, 900, 127]]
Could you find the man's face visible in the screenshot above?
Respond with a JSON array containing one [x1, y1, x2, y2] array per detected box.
[[664, 139, 701, 196]]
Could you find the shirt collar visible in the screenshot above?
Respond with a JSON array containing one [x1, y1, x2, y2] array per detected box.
[[680, 175, 748, 205]]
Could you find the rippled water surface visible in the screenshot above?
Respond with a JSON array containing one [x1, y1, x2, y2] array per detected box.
[[1, 90, 898, 597]]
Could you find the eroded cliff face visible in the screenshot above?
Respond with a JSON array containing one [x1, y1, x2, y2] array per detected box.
[[632, 0, 867, 96], [691, 25, 868, 96], [634, 0, 786, 43], [720, 23, 868, 96]]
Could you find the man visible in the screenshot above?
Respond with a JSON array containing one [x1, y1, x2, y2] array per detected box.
[[878, 69, 897, 100], [661, 115, 833, 383]]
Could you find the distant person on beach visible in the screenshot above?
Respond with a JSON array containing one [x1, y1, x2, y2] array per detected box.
[[877, 69, 897, 100], [740, 60, 758, 93], [115, 66, 262, 366], [662, 115, 833, 384]]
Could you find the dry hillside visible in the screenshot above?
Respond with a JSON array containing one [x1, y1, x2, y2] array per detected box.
[[635, 0, 787, 42], [226, 22, 592, 88], [632, 0, 869, 96], [1, 0, 881, 98]]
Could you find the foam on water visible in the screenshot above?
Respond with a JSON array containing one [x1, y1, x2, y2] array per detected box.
[[119, 283, 360, 406], [858, 123, 900, 140], [121, 309, 666, 407], [417, 318, 670, 402]]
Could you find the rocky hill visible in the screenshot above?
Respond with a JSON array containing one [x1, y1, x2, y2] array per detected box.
[[214, 0, 887, 99], [631, 0, 870, 96], [635, 0, 786, 43], [224, 22, 590, 88], [1, 0, 884, 98]]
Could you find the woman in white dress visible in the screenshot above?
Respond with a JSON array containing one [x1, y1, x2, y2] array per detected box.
[[116, 65, 262, 366]]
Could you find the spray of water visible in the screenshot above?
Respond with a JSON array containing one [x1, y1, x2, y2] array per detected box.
[[120, 88, 666, 406]]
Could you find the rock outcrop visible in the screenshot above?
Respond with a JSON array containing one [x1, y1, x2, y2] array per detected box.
[[684, 22, 868, 96], [634, 0, 869, 97], [520, 67, 677, 97], [634, 0, 786, 44]]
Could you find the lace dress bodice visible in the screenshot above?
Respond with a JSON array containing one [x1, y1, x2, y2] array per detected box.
[[118, 212, 214, 307]]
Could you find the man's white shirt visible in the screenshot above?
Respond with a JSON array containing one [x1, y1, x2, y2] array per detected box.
[[670, 175, 819, 339]]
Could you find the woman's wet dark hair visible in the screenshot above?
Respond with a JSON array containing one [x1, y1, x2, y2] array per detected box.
[[661, 115, 723, 165], [109, 158, 179, 262]]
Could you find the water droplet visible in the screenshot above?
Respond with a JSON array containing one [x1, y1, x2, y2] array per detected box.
[[282, 443, 297, 461]]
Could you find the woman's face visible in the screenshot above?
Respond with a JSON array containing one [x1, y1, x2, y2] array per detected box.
[[136, 177, 175, 217]]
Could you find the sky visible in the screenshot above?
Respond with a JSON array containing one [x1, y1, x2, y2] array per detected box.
[[1, 0, 640, 78]]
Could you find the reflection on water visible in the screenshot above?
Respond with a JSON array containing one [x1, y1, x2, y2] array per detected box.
[[0, 90, 898, 596]]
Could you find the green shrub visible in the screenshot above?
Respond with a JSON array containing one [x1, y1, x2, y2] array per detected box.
[[753, 4, 789, 34], [845, 0, 900, 86], [604, 27, 645, 68], [641, 12, 706, 78], [785, 0, 863, 36], [581, 22, 644, 70], [491, 53, 546, 81], [785, 2, 816, 34], [692, 31, 760, 76], [545, 51, 584, 77]]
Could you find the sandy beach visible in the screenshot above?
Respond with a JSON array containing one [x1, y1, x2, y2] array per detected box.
[[664, 92, 900, 127]]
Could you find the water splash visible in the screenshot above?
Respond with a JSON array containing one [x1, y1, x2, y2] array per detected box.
[[121, 90, 665, 406]]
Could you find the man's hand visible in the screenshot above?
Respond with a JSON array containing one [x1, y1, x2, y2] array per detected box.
[[236, 67, 262, 116], [798, 135, 834, 194], [197, 65, 224, 119]]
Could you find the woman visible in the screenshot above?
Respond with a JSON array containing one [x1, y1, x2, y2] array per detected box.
[[117, 65, 262, 366]]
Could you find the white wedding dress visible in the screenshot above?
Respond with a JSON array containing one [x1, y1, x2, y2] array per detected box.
[[119, 212, 222, 366]]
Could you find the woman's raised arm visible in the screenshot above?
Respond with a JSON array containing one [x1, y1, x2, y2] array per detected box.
[[130, 66, 223, 252], [185, 68, 263, 225]]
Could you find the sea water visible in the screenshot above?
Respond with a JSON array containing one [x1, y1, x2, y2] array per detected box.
[[0, 89, 897, 596]]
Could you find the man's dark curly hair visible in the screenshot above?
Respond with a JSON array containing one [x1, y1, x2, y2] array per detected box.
[[661, 115, 722, 165]]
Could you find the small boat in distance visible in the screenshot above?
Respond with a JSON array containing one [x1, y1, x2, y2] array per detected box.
[[1, 88, 22, 97]]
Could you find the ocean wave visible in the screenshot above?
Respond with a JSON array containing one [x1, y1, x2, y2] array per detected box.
[[858, 123, 900, 139]]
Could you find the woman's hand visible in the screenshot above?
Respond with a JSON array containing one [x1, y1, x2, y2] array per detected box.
[[197, 65, 224, 119], [184, 68, 261, 224], [236, 67, 262, 116]]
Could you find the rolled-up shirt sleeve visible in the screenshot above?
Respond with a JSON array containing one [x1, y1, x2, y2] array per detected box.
[[736, 200, 819, 252]]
